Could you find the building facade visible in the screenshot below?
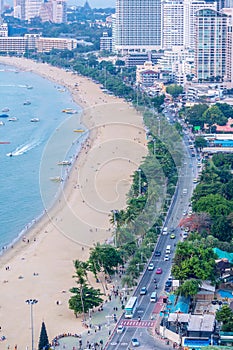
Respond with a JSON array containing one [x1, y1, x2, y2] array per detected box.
[[114, 0, 162, 54], [162, 0, 217, 50], [194, 9, 227, 82]]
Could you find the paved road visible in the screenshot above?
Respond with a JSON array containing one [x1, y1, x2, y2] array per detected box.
[[104, 127, 198, 349]]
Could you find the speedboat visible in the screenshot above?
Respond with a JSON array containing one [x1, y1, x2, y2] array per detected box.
[[30, 118, 40, 122], [0, 114, 9, 118], [23, 101, 31, 105], [57, 160, 71, 166], [50, 176, 63, 182], [0, 121, 5, 126], [8, 117, 18, 122], [62, 108, 77, 114], [2, 108, 9, 112]]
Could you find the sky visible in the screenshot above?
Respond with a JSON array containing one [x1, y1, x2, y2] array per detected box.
[[69, 0, 115, 8]]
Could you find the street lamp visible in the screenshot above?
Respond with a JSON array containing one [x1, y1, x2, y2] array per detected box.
[[153, 138, 156, 155], [137, 169, 142, 196], [25, 299, 38, 350], [111, 209, 119, 247]]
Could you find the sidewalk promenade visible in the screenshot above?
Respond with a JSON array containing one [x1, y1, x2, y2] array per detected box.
[[54, 276, 132, 350]]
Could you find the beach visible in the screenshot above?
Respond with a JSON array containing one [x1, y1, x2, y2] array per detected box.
[[0, 57, 147, 348]]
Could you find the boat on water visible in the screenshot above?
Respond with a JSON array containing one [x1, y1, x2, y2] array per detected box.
[[23, 101, 31, 105], [57, 160, 71, 166], [30, 118, 40, 122], [26, 85, 33, 89], [8, 117, 18, 122], [74, 129, 84, 133], [0, 141, 10, 144], [62, 108, 77, 114], [2, 108, 9, 112], [0, 114, 9, 118], [50, 176, 63, 182], [0, 121, 5, 126]]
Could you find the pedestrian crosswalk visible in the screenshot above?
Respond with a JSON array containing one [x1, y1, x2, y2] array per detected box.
[[120, 319, 156, 328]]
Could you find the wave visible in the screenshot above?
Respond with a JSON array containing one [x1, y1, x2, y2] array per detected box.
[[7, 140, 41, 157]]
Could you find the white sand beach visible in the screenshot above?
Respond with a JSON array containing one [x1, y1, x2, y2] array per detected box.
[[0, 57, 147, 349]]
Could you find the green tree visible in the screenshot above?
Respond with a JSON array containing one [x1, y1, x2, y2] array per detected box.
[[88, 243, 123, 277], [69, 284, 103, 317], [175, 278, 201, 297], [166, 84, 183, 98], [215, 102, 233, 119], [38, 321, 49, 350], [216, 305, 233, 324], [194, 136, 207, 149], [203, 105, 228, 127], [185, 103, 208, 128]]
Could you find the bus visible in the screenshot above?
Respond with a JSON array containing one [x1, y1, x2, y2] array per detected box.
[[125, 296, 138, 318]]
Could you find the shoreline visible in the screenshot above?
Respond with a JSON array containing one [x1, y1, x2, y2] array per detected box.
[[0, 57, 147, 348]]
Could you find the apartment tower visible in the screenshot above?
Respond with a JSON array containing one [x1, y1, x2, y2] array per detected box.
[[194, 9, 227, 82], [114, 0, 162, 54]]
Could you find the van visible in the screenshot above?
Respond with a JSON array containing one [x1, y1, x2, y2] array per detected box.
[[162, 227, 168, 235], [150, 291, 157, 302], [166, 245, 171, 254]]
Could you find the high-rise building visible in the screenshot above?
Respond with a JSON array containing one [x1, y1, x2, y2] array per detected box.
[[162, 0, 217, 49], [114, 0, 162, 54], [13, 0, 67, 22], [13, 0, 26, 20], [194, 9, 227, 82], [223, 8, 233, 87], [25, 0, 43, 21], [52, 0, 67, 23]]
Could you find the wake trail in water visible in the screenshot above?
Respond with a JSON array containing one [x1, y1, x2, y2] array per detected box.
[[7, 139, 41, 156]]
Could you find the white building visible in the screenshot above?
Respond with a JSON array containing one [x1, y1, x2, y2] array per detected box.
[[0, 23, 8, 37], [25, 0, 43, 21], [52, 0, 67, 23], [114, 0, 162, 54], [162, 0, 217, 50]]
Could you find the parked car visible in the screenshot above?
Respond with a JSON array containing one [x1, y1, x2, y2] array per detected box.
[[156, 267, 163, 274], [164, 254, 169, 261]]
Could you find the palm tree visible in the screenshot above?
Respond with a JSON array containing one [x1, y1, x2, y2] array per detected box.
[[73, 260, 88, 321]]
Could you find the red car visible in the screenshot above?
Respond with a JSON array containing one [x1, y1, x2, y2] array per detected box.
[[156, 267, 163, 274]]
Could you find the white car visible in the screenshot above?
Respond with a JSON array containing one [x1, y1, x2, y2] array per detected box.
[[131, 338, 140, 347], [148, 262, 155, 271], [164, 254, 169, 261], [117, 325, 125, 334]]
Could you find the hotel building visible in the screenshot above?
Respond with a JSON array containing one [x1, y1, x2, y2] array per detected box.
[[114, 0, 162, 54], [194, 9, 227, 82], [162, 0, 217, 49]]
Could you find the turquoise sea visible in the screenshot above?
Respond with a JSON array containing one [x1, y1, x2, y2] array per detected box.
[[0, 64, 87, 250]]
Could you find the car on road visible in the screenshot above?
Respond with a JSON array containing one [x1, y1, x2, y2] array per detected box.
[[116, 325, 125, 334], [182, 188, 187, 195], [148, 262, 154, 271], [154, 251, 161, 257], [156, 267, 163, 274], [183, 232, 188, 239], [164, 254, 169, 261], [140, 287, 147, 295], [170, 233, 176, 239], [193, 178, 198, 183], [131, 338, 140, 347], [165, 280, 172, 288]]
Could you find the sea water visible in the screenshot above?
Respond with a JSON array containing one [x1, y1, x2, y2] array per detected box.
[[0, 64, 87, 250]]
